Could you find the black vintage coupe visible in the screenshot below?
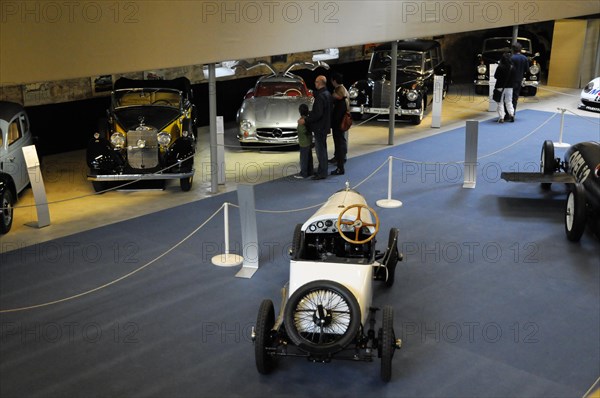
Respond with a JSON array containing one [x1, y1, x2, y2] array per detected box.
[[348, 39, 451, 125], [474, 37, 541, 96], [501, 141, 600, 242], [86, 77, 197, 192]]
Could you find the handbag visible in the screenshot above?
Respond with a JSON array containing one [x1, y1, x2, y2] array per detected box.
[[340, 111, 353, 131], [492, 88, 503, 102]]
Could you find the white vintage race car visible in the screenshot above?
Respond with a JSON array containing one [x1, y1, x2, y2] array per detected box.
[[252, 186, 403, 382]]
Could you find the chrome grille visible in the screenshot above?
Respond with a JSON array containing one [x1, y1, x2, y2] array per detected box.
[[372, 80, 392, 108], [127, 128, 159, 169], [256, 128, 297, 140]]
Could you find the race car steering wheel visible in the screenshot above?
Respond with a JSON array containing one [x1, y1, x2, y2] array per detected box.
[[337, 204, 380, 244]]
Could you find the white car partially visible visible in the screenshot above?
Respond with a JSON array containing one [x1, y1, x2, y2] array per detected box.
[[579, 77, 600, 112]]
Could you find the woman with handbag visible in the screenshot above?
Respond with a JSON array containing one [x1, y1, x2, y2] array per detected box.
[[493, 53, 515, 123]]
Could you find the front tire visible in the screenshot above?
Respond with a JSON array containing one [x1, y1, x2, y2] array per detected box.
[[284, 280, 360, 355], [410, 99, 425, 125], [380, 306, 395, 382], [565, 183, 586, 242], [180, 176, 193, 192], [291, 223, 304, 260], [0, 188, 14, 234], [541, 140, 555, 190], [255, 299, 276, 375]]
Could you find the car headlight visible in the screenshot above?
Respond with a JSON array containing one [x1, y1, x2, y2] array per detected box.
[[406, 90, 419, 102], [241, 119, 254, 133], [477, 65, 487, 74], [110, 132, 125, 148], [583, 82, 594, 93], [529, 64, 540, 75], [157, 131, 171, 146], [348, 87, 359, 99]]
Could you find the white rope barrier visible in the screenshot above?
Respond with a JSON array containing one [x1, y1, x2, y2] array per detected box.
[[0, 203, 225, 313]]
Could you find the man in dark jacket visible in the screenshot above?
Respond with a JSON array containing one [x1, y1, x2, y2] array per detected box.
[[299, 75, 331, 180], [509, 42, 529, 119]]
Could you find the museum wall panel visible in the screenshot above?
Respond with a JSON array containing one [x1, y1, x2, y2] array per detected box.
[[1, 0, 599, 85]]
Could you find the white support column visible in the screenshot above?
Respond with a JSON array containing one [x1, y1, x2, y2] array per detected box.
[[22, 145, 50, 228], [216, 116, 226, 184], [431, 75, 444, 128], [488, 63, 498, 112], [235, 184, 259, 279], [463, 120, 478, 189]]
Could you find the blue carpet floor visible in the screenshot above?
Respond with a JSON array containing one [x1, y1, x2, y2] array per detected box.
[[1, 110, 599, 398]]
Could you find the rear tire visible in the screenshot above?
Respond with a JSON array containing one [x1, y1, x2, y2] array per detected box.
[[565, 183, 586, 242], [255, 299, 276, 374], [0, 188, 14, 234]]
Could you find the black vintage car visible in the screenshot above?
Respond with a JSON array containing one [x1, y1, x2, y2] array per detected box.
[[474, 37, 541, 96], [502, 141, 600, 242], [87, 77, 197, 192], [348, 39, 451, 125]]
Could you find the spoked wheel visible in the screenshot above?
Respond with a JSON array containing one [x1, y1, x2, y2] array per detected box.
[[284, 280, 360, 355], [255, 299, 276, 374], [565, 183, 587, 242], [540, 140, 555, 190], [379, 306, 395, 382], [0, 189, 14, 234]]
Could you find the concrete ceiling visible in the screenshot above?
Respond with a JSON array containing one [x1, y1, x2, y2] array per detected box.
[[1, 0, 599, 85]]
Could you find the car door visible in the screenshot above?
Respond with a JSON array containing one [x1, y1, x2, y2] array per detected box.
[[0, 112, 30, 193]]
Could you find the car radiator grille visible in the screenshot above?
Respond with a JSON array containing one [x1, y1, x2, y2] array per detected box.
[[127, 129, 159, 169], [372, 80, 392, 108], [256, 128, 297, 140]]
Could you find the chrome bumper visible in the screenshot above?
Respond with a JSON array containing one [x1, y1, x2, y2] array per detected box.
[[88, 169, 194, 181], [349, 105, 422, 116]]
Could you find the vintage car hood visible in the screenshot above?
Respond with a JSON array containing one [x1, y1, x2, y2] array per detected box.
[[481, 50, 533, 65], [244, 97, 310, 124], [114, 107, 180, 131], [368, 69, 421, 88]]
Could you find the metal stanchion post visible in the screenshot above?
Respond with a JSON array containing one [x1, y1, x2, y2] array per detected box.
[[554, 107, 571, 148], [376, 156, 403, 208], [212, 202, 244, 267]]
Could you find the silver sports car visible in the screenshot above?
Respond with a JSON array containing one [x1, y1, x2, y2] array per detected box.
[[236, 61, 326, 147]]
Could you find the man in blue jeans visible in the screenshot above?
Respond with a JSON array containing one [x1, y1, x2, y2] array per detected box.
[[507, 42, 529, 121], [299, 75, 331, 180]]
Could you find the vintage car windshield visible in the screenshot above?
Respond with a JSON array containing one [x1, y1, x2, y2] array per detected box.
[[371, 51, 424, 74], [254, 81, 307, 97], [113, 89, 182, 108], [483, 38, 532, 53]]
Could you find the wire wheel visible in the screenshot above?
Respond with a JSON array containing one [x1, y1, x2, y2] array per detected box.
[[284, 280, 360, 355]]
